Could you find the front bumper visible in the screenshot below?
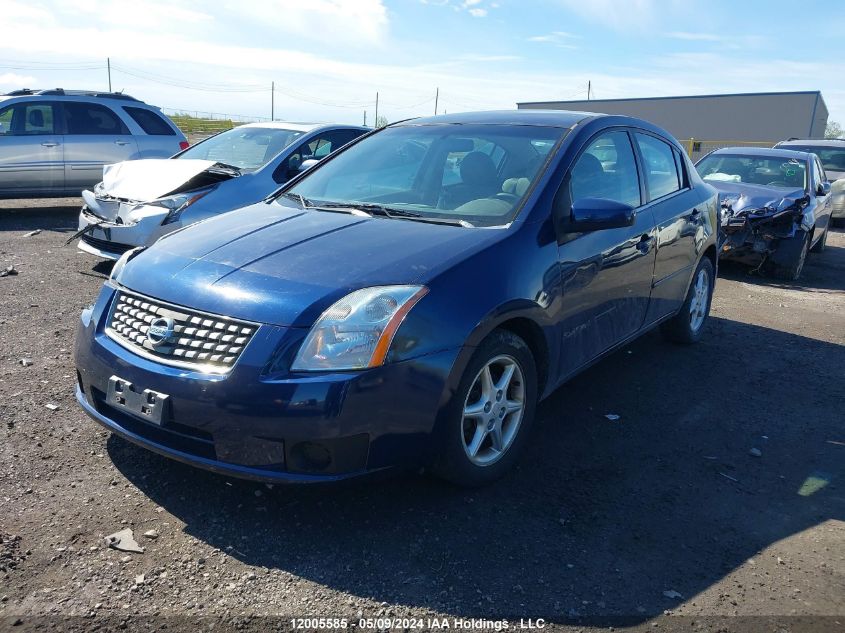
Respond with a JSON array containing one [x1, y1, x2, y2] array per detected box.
[[76, 205, 177, 261], [74, 286, 460, 483], [831, 191, 845, 219]]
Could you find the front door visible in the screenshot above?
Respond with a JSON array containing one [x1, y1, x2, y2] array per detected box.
[[0, 100, 64, 195], [554, 129, 657, 380]]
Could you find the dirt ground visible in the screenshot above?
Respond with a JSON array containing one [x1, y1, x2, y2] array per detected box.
[[0, 198, 842, 633]]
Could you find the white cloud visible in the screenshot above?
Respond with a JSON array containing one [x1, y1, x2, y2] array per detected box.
[[665, 31, 724, 41], [468, 8, 487, 17], [528, 31, 578, 47], [230, 0, 389, 46], [0, 72, 37, 87], [553, 0, 675, 30]]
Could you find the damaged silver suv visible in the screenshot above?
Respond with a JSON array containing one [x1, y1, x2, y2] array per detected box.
[[696, 147, 833, 280]]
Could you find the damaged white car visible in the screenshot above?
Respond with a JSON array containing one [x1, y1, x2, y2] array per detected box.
[[695, 147, 833, 280], [73, 122, 367, 259]]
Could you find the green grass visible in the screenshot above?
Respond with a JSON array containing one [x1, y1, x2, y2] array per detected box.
[[166, 112, 238, 135]]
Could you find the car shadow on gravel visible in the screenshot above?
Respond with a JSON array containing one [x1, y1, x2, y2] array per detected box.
[[106, 316, 844, 625]]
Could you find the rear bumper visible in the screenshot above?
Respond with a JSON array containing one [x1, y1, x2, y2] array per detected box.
[[74, 287, 460, 482]]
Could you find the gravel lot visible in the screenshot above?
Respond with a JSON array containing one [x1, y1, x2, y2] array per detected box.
[[1, 198, 843, 632]]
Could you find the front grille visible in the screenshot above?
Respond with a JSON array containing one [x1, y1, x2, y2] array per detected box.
[[81, 233, 134, 255], [106, 290, 257, 371]]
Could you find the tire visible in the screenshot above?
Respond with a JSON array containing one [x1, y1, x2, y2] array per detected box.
[[660, 257, 714, 345], [810, 226, 827, 253], [764, 230, 810, 281], [432, 330, 537, 487]]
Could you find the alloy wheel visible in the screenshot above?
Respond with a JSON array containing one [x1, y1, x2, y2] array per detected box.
[[688, 268, 709, 332], [461, 355, 525, 466]]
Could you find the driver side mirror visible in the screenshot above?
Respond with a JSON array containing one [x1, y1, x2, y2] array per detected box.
[[817, 181, 831, 196], [298, 158, 320, 173], [563, 197, 636, 233]]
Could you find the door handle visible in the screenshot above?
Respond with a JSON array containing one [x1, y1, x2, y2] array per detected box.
[[41, 141, 59, 148], [114, 140, 130, 146]]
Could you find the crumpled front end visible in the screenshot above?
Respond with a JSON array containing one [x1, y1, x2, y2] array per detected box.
[[73, 160, 241, 260], [719, 192, 812, 264]]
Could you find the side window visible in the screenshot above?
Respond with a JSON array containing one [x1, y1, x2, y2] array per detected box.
[[0, 106, 13, 135], [63, 102, 130, 135], [634, 133, 681, 201], [812, 159, 826, 192], [569, 130, 640, 208], [2, 103, 56, 135], [123, 106, 175, 135], [673, 148, 687, 189]]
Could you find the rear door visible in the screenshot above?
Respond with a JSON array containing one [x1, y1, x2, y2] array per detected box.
[[61, 101, 139, 193], [634, 131, 701, 323], [555, 128, 657, 380], [0, 100, 64, 195]]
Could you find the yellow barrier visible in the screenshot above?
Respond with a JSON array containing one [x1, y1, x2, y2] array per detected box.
[[680, 138, 776, 160]]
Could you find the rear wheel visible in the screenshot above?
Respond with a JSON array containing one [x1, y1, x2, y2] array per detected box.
[[660, 257, 714, 344], [433, 330, 537, 487]]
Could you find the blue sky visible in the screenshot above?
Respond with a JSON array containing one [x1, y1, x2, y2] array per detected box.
[[1, 0, 842, 127]]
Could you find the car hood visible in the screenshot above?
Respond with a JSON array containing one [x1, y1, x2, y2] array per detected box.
[[707, 181, 807, 215], [117, 201, 503, 327], [98, 158, 240, 202]]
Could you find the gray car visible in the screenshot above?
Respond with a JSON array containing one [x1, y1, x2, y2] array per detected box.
[[0, 88, 187, 199], [775, 138, 845, 225], [75, 122, 368, 259]]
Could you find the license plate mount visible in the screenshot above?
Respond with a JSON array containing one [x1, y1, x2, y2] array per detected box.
[[106, 375, 170, 426]]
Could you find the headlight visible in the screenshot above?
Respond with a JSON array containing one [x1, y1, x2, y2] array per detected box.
[[109, 247, 144, 283], [154, 189, 213, 225], [292, 285, 428, 371], [93, 181, 105, 196]]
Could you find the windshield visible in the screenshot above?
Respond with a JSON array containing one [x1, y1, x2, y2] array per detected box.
[[178, 126, 303, 171], [782, 146, 845, 172], [286, 124, 566, 227], [696, 154, 807, 189]]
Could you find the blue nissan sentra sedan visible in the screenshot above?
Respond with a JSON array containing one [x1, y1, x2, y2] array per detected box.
[[74, 110, 719, 487]]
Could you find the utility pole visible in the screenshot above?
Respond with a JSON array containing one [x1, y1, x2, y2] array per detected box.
[[374, 92, 379, 127], [587, 80, 591, 101], [271, 81, 275, 121], [363, 110, 367, 126], [107, 57, 112, 92], [434, 87, 439, 115]]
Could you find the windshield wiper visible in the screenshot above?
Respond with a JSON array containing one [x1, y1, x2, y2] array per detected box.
[[317, 202, 474, 227], [279, 192, 315, 208], [210, 162, 242, 173]]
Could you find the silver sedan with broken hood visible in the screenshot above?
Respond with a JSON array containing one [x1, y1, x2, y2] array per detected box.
[[74, 121, 368, 259], [696, 147, 833, 281]]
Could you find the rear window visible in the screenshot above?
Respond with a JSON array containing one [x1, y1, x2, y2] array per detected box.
[[123, 107, 176, 136]]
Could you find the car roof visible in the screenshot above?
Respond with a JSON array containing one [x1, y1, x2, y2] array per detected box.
[[394, 109, 599, 128], [777, 138, 845, 148], [709, 146, 815, 160], [237, 121, 368, 133]]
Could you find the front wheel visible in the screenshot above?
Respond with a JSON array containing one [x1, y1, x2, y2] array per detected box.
[[432, 330, 537, 487], [764, 230, 810, 281], [660, 257, 714, 344]]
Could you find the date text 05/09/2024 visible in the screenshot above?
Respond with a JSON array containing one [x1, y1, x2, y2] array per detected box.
[[290, 618, 547, 630]]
